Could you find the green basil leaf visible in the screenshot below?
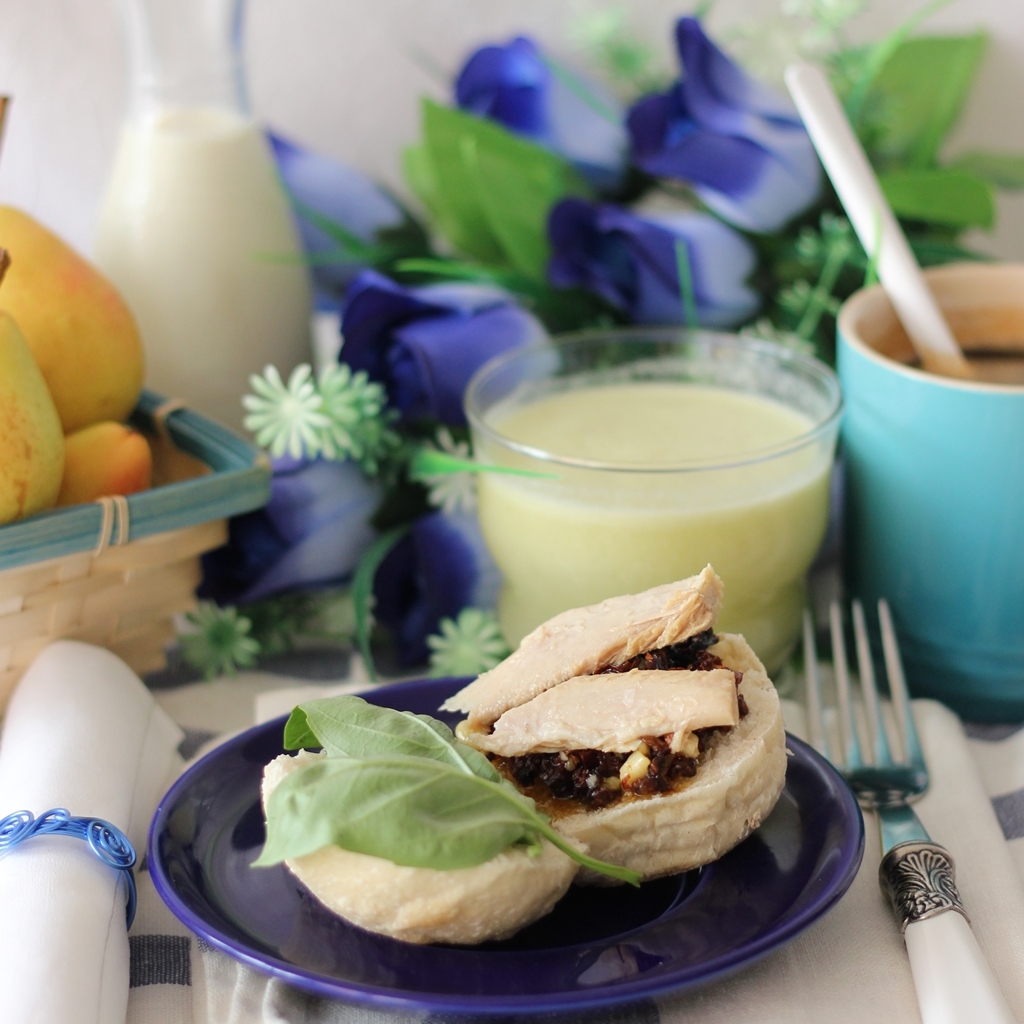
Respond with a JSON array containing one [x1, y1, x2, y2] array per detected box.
[[290, 695, 500, 781], [948, 150, 1024, 191], [255, 754, 534, 868], [282, 706, 320, 751], [254, 752, 641, 885], [880, 168, 994, 229]]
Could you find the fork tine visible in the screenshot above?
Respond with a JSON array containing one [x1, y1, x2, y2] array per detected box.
[[802, 609, 830, 760], [829, 601, 863, 770], [878, 599, 925, 772], [852, 600, 894, 767]]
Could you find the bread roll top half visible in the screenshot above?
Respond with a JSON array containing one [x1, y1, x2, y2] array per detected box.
[[443, 565, 723, 730]]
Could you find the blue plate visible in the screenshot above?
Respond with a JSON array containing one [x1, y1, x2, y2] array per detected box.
[[149, 677, 864, 1015]]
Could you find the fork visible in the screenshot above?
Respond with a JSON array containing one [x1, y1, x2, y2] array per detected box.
[[803, 600, 1016, 1024]]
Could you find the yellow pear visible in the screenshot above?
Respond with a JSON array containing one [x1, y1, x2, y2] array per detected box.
[[0, 205, 144, 432], [0, 252, 65, 524]]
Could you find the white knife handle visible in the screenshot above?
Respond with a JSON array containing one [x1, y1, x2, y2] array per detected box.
[[880, 841, 1017, 1024], [905, 912, 1017, 1024]]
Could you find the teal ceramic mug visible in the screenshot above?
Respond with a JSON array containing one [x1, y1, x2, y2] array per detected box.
[[837, 262, 1024, 721]]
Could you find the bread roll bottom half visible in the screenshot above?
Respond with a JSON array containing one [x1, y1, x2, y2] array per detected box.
[[261, 751, 578, 945]]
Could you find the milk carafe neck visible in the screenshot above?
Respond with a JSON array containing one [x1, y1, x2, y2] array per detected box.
[[120, 0, 247, 121]]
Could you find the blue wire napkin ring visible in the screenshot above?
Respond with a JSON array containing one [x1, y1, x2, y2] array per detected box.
[[0, 808, 137, 928]]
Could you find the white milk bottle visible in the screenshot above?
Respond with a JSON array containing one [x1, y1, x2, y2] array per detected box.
[[95, 0, 310, 431]]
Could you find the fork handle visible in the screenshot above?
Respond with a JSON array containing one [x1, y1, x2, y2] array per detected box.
[[880, 841, 1017, 1024]]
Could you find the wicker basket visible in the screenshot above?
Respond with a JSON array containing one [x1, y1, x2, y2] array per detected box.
[[0, 389, 270, 710]]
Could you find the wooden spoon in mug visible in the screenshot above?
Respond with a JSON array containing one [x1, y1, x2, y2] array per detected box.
[[785, 63, 973, 380]]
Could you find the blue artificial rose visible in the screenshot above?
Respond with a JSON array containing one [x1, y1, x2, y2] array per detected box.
[[340, 270, 547, 426], [199, 456, 380, 606], [548, 197, 759, 328], [626, 18, 820, 233], [455, 35, 628, 190], [372, 510, 501, 667], [267, 130, 406, 294]]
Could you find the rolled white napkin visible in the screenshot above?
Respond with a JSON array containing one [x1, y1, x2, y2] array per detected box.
[[0, 641, 183, 1024]]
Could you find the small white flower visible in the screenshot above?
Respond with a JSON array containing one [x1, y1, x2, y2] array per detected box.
[[421, 427, 477, 515], [427, 607, 510, 678], [180, 603, 260, 681], [317, 364, 380, 456], [316, 363, 400, 474], [242, 364, 330, 459]]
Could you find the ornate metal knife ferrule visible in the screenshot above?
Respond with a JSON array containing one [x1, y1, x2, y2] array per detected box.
[[878, 840, 969, 934]]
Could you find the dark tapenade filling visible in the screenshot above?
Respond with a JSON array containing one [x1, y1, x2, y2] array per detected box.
[[492, 630, 748, 809], [493, 734, 703, 809], [598, 627, 722, 674]]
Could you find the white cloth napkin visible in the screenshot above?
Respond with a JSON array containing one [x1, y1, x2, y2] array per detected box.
[[120, 679, 1024, 1024], [0, 640, 184, 1024]]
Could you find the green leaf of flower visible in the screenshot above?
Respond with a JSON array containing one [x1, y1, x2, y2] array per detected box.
[[462, 114, 592, 281], [907, 235, 990, 267], [844, 0, 962, 130], [414, 101, 592, 279], [947, 151, 1024, 191], [879, 168, 995, 229], [855, 31, 987, 168], [409, 447, 557, 481], [351, 526, 410, 681], [416, 101, 507, 264]]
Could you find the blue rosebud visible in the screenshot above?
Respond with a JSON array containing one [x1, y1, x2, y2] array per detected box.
[[267, 130, 405, 293], [548, 197, 759, 328], [455, 35, 628, 190], [340, 270, 547, 426], [200, 456, 380, 606], [626, 18, 821, 233], [372, 510, 501, 667]]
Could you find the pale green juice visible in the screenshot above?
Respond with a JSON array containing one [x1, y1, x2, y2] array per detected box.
[[476, 382, 832, 671]]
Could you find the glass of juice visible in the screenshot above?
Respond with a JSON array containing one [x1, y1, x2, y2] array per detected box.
[[465, 330, 842, 672]]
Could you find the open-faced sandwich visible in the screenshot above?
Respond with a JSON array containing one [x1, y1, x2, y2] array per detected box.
[[442, 565, 787, 883], [255, 565, 786, 943]]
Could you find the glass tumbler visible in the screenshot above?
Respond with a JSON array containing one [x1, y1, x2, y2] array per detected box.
[[465, 330, 842, 672]]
